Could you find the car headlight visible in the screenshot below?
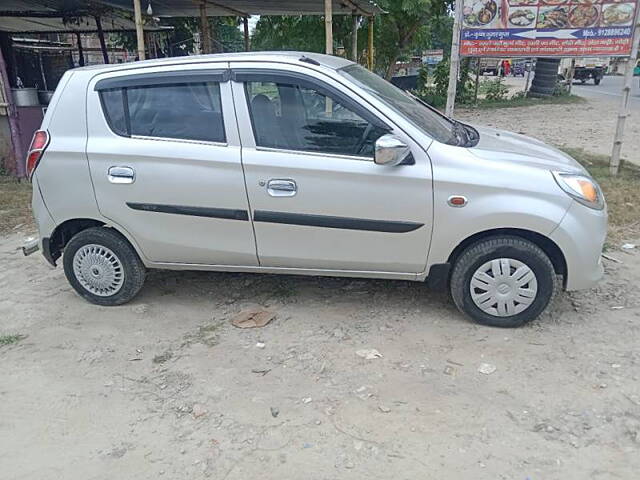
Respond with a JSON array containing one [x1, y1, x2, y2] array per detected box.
[[552, 171, 604, 210]]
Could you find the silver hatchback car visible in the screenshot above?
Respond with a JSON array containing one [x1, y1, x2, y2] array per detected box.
[[25, 52, 607, 327]]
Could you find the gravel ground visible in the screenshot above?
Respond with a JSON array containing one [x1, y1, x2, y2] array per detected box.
[[1, 226, 639, 479]]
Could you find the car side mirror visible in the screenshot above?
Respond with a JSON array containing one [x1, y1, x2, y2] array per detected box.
[[374, 134, 411, 166]]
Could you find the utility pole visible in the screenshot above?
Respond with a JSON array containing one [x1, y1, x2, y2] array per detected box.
[[445, 0, 463, 117], [610, 7, 640, 175]]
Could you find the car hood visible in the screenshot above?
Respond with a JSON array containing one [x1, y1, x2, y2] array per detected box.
[[466, 125, 587, 174]]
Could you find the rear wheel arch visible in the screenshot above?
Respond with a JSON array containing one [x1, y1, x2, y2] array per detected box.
[[48, 219, 143, 266]]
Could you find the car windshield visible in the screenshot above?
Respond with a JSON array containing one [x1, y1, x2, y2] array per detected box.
[[338, 64, 458, 145]]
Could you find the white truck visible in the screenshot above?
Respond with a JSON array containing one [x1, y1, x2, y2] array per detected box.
[[561, 57, 609, 85]]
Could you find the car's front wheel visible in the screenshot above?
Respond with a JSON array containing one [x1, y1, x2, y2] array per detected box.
[[63, 227, 146, 306], [450, 237, 558, 327]]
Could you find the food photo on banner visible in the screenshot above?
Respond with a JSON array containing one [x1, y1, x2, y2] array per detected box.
[[460, 0, 639, 56]]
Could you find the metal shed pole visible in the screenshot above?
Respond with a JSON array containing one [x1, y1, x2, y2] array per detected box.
[[94, 16, 110, 63], [75, 33, 85, 66], [324, 0, 333, 55], [133, 0, 145, 59]]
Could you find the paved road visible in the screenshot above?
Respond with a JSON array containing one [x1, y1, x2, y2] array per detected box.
[[570, 74, 640, 108], [504, 74, 640, 110]]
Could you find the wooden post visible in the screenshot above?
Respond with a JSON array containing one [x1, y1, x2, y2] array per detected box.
[[243, 17, 250, 51], [351, 14, 358, 62], [0, 39, 25, 177], [445, 0, 463, 117], [324, 0, 333, 55], [474, 58, 480, 104], [524, 57, 532, 93], [94, 15, 109, 64], [75, 32, 85, 66], [610, 9, 640, 175], [367, 16, 374, 70], [133, 0, 145, 60], [567, 58, 576, 94], [199, 2, 211, 54]]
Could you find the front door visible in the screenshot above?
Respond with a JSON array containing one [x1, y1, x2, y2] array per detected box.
[[86, 67, 258, 266], [230, 64, 432, 273]]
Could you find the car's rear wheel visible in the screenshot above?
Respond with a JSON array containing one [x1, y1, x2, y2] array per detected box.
[[450, 237, 558, 327], [63, 227, 146, 306]]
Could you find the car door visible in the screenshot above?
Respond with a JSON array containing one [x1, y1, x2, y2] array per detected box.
[[86, 66, 258, 266], [230, 62, 432, 274]]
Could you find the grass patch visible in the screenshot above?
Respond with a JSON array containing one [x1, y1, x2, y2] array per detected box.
[[0, 334, 27, 347], [561, 147, 640, 240], [0, 177, 33, 234], [474, 94, 585, 110]]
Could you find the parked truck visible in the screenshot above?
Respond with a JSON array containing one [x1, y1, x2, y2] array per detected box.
[[561, 57, 609, 85]]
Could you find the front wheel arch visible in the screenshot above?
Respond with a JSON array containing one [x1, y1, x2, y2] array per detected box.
[[446, 228, 567, 286]]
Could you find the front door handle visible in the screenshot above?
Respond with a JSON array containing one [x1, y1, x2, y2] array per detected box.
[[267, 179, 297, 197], [108, 166, 135, 184]]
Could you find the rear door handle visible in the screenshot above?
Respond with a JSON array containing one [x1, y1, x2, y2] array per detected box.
[[108, 166, 135, 184], [267, 179, 297, 197]]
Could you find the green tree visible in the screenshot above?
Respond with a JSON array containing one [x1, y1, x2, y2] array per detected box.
[[252, 1, 452, 79], [374, 0, 451, 79], [252, 15, 356, 55]]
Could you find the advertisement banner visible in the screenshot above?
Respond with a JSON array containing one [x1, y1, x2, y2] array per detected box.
[[460, 0, 638, 57]]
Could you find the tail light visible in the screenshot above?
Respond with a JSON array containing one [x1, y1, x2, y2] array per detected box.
[[26, 130, 50, 179]]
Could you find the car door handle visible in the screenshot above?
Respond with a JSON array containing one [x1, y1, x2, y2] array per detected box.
[[267, 179, 297, 197], [108, 166, 135, 184]]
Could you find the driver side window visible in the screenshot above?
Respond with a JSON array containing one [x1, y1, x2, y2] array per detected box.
[[245, 80, 387, 158]]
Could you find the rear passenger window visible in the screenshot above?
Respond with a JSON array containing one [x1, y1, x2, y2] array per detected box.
[[100, 89, 127, 136], [99, 81, 225, 143]]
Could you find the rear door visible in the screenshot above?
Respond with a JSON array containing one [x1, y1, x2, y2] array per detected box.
[[86, 65, 258, 266], [230, 63, 432, 274]]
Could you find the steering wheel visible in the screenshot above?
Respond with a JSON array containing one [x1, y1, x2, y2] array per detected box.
[[354, 123, 374, 155]]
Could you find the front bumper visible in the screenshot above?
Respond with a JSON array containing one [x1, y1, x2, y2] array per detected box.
[[549, 200, 607, 291]]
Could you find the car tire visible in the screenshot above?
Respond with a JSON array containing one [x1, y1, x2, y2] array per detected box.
[[63, 227, 146, 306], [450, 237, 558, 328], [594, 77, 601, 85]]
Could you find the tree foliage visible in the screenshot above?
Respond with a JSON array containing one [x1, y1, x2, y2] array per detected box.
[[252, 0, 453, 79], [374, 0, 451, 78]]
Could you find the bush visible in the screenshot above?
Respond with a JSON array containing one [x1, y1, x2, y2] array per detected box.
[[414, 58, 474, 108], [553, 82, 570, 96], [483, 77, 509, 101]]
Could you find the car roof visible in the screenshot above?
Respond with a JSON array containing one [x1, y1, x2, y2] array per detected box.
[[74, 51, 354, 74]]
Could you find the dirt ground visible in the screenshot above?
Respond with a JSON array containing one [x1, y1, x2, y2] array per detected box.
[[457, 81, 640, 166], [2, 231, 640, 480], [2, 92, 640, 479]]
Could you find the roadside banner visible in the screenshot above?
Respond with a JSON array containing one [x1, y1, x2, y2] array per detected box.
[[460, 0, 638, 57]]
